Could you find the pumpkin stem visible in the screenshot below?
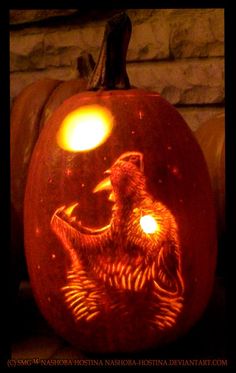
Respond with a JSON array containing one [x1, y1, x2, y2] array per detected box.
[[88, 12, 131, 90]]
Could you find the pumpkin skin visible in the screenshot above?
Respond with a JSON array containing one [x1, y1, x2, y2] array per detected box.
[[195, 113, 225, 236], [10, 77, 88, 284], [24, 88, 217, 353]]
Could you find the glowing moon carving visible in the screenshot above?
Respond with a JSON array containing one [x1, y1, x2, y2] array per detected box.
[[57, 105, 114, 152]]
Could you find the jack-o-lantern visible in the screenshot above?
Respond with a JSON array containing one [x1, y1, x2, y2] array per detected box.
[[24, 13, 217, 353]]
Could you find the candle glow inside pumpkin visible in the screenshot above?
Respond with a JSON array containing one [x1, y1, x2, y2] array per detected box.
[[57, 105, 114, 152], [140, 215, 159, 234]]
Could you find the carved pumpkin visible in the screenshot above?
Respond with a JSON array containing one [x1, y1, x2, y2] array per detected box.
[[195, 113, 225, 236], [11, 54, 94, 285], [24, 13, 217, 353]]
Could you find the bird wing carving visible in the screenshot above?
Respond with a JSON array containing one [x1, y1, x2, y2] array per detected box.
[[50, 151, 184, 330]]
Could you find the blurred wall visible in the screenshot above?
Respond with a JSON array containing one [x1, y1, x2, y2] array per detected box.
[[10, 9, 224, 131]]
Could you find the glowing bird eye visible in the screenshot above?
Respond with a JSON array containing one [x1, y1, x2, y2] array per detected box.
[[57, 105, 114, 152], [140, 215, 159, 234]]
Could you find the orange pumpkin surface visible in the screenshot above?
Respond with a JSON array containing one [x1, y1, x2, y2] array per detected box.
[[24, 13, 217, 353], [11, 70, 89, 286], [195, 113, 225, 236]]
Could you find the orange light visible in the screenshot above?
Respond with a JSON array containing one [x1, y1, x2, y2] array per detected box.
[[140, 215, 159, 234], [57, 105, 114, 152], [64, 203, 79, 217]]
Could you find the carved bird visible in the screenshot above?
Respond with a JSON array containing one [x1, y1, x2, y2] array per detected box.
[[51, 151, 184, 330]]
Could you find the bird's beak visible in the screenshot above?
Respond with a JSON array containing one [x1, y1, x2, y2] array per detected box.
[[93, 169, 115, 202], [93, 169, 112, 194]]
